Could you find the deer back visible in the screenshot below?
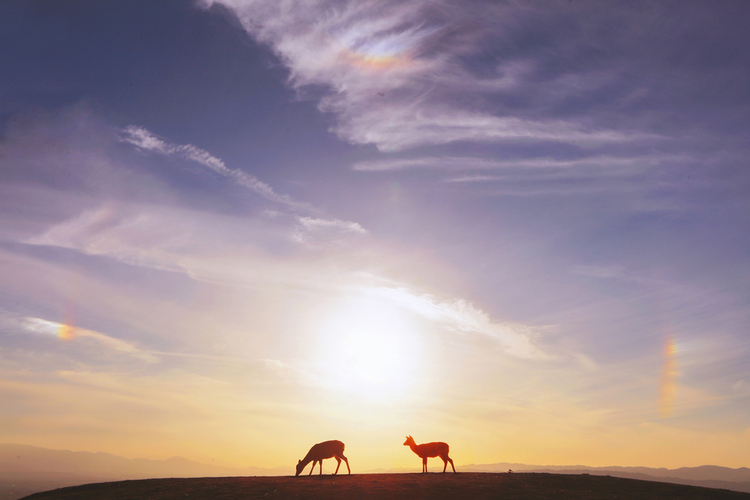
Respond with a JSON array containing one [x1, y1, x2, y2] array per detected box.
[[416, 441, 449, 458], [306, 440, 345, 460]]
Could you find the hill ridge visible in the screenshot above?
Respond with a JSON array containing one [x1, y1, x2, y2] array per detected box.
[[18, 473, 750, 500], [3, 443, 749, 499]]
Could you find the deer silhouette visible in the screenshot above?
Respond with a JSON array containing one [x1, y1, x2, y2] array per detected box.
[[295, 440, 351, 476], [403, 435, 456, 473]]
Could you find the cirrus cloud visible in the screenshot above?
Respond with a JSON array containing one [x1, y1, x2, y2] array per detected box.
[[201, 0, 645, 151], [22, 316, 158, 363]]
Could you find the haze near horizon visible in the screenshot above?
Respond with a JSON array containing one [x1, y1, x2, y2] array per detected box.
[[1, 0, 749, 472]]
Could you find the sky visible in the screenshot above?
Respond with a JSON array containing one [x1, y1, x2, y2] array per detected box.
[[1, 0, 749, 472]]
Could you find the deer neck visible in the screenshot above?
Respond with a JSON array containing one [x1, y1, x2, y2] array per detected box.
[[300, 454, 315, 468]]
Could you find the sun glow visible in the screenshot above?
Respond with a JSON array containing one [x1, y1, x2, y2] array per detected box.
[[313, 291, 424, 400]]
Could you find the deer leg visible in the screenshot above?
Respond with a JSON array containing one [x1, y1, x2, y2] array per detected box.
[[422, 457, 428, 473], [341, 454, 351, 474], [448, 457, 455, 473], [308, 460, 315, 475], [442, 457, 447, 473], [334, 457, 341, 475], [319, 460, 324, 475]]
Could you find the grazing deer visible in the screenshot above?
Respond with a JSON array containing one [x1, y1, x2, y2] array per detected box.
[[295, 440, 351, 476], [403, 435, 456, 473]]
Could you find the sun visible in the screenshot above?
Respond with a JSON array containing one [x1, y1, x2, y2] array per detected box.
[[313, 291, 424, 400]]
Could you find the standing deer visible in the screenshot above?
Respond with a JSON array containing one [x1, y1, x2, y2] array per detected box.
[[403, 435, 456, 473], [295, 440, 351, 476]]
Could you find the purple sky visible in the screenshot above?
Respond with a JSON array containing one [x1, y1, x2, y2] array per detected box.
[[1, 0, 749, 469]]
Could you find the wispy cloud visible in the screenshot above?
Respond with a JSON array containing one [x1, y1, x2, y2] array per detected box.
[[121, 126, 306, 209], [292, 216, 367, 247], [203, 0, 643, 151], [374, 286, 549, 360], [119, 125, 367, 247], [297, 216, 367, 234], [354, 153, 688, 195], [4, 110, 368, 264], [352, 155, 676, 172], [22, 317, 158, 362], [336, 108, 647, 151], [444, 174, 503, 183], [24, 203, 196, 273]]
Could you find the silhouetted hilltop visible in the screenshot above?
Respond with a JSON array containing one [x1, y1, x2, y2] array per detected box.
[[3, 444, 749, 500], [19, 473, 750, 500]]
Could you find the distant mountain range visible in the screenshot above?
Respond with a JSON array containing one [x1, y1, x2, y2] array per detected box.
[[459, 462, 750, 493], [0, 443, 287, 500], [2, 443, 749, 499], [0, 443, 288, 481]]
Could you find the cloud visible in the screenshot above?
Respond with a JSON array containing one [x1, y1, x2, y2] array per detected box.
[[0, 108, 367, 258], [444, 174, 503, 183], [19, 200, 372, 296], [296, 216, 366, 234], [336, 107, 646, 151], [374, 286, 549, 359], [119, 125, 368, 246], [21, 317, 158, 362], [353, 153, 690, 197], [16, 193, 548, 362], [292, 216, 367, 247], [22, 201, 371, 284], [571, 265, 630, 280], [120, 126, 307, 210], [352, 155, 676, 172], [24, 204, 196, 273], [202, 0, 644, 151]]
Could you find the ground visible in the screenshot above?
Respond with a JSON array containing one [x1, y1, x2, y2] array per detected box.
[[21, 472, 750, 500]]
